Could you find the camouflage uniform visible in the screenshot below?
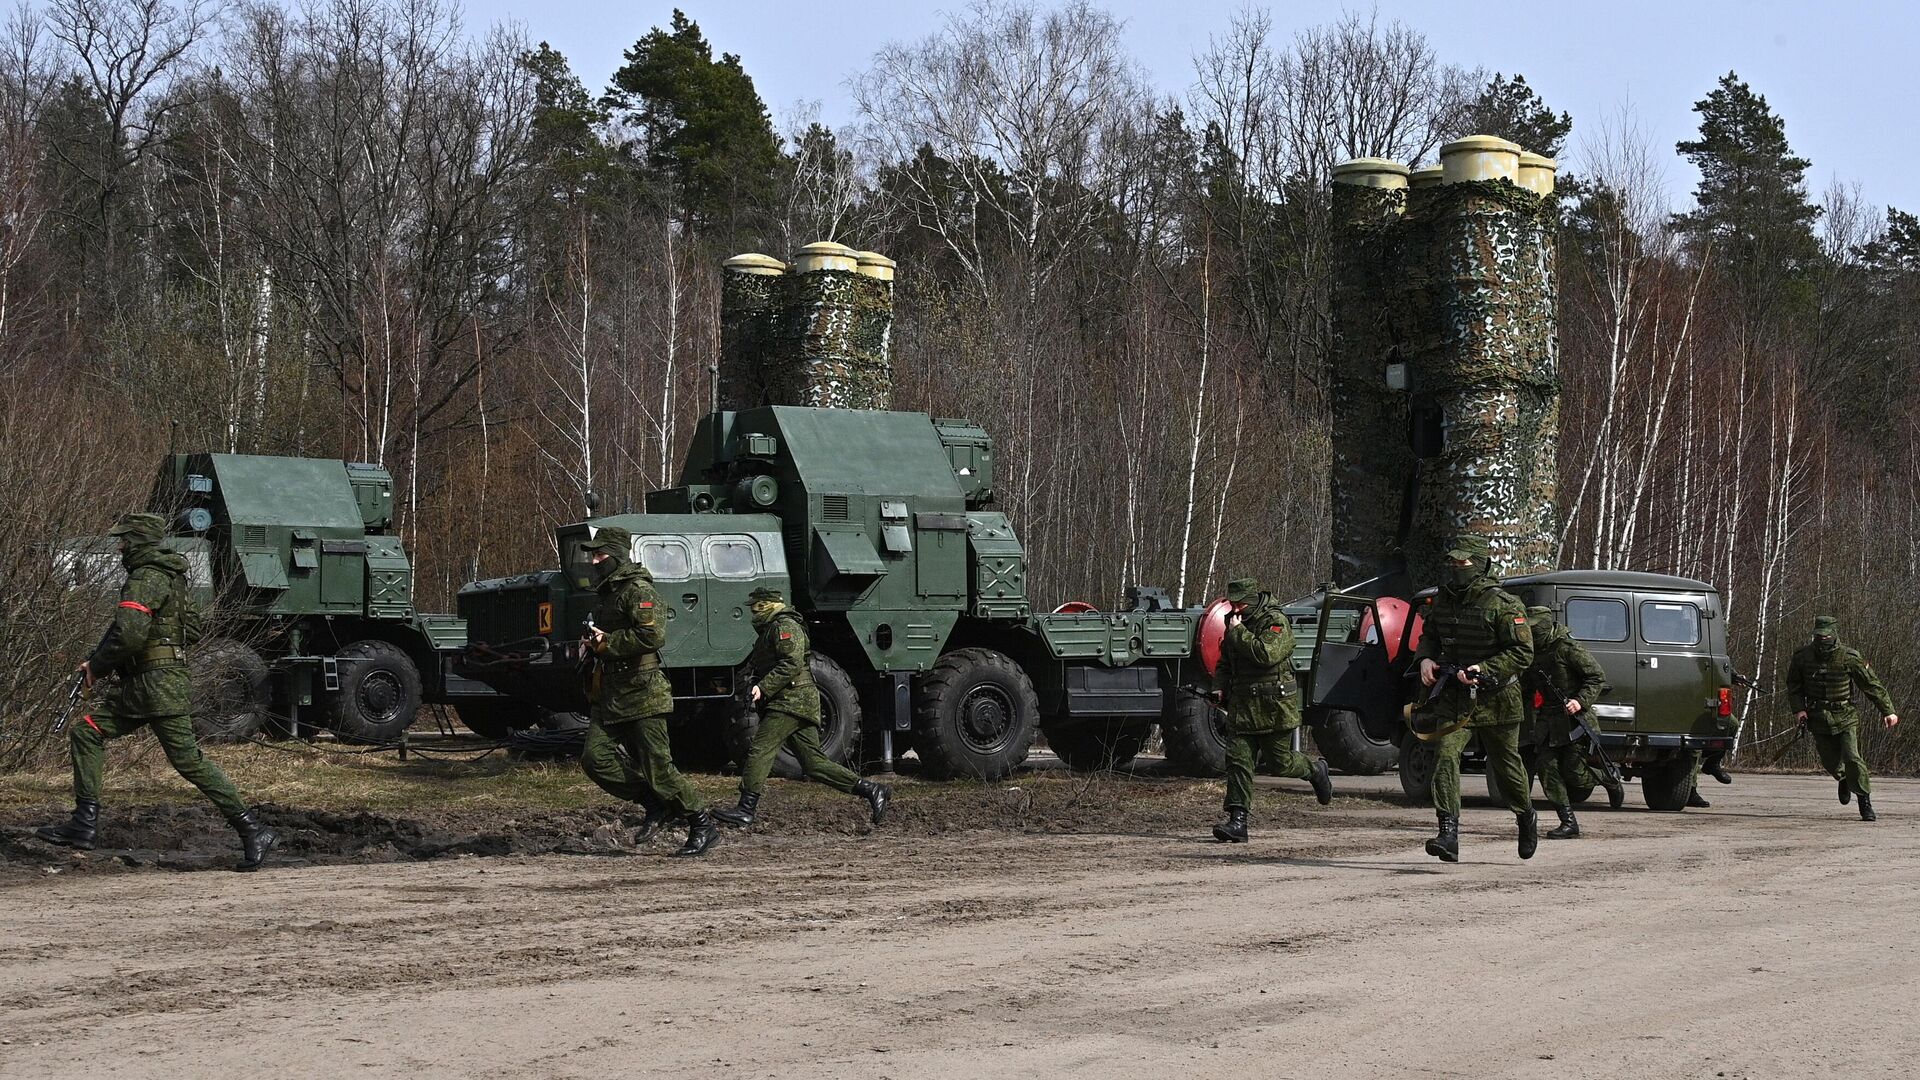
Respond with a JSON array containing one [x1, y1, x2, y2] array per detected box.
[[36, 513, 275, 870], [1412, 535, 1537, 861], [1785, 616, 1896, 821], [578, 527, 715, 855], [1522, 607, 1615, 837], [1211, 577, 1331, 842], [715, 588, 889, 828]]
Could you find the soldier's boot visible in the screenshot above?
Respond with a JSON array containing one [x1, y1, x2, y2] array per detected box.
[[1424, 813, 1459, 863], [1603, 774, 1626, 810], [1517, 810, 1539, 860], [230, 809, 278, 872], [633, 803, 673, 842], [1687, 787, 1711, 809], [711, 790, 761, 829], [1211, 807, 1249, 844], [34, 798, 99, 851], [1545, 806, 1581, 840], [674, 810, 719, 857], [1707, 757, 1734, 785], [1858, 793, 1877, 822], [1309, 758, 1333, 806], [854, 780, 892, 826], [1839, 780, 1852, 806]]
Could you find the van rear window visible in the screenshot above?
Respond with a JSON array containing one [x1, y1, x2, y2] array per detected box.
[[1566, 598, 1629, 642], [1641, 601, 1701, 646]]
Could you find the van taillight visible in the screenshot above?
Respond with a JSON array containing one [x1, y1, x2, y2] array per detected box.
[[1718, 688, 1733, 717]]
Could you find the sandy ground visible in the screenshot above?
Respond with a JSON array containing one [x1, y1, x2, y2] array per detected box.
[[0, 768, 1914, 1080]]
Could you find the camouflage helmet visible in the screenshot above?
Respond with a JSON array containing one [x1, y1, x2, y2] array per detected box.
[[579, 526, 633, 556], [1225, 577, 1261, 604], [1444, 534, 1491, 561], [108, 512, 167, 545], [747, 586, 786, 605]]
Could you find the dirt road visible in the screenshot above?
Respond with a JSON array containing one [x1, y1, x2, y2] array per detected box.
[[1, 770, 1914, 1079]]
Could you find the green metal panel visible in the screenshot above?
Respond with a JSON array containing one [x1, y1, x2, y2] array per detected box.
[[844, 609, 959, 672], [203, 455, 369, 531]]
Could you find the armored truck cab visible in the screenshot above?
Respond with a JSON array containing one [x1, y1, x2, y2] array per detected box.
[[460, 406, 1222, 779], [93, 453, 504, 743]]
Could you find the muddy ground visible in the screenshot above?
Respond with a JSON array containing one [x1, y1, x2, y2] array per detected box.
[[0, 768, 1914, 1079]]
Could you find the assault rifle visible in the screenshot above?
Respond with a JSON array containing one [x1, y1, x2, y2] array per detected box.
[[1534, 673, 1624, 788], [1406, 663, 1503, 741], [49, 671, 87, 736]]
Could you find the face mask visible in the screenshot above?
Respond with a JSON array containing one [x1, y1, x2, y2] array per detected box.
[[1815, 635, 1838, 654], [1443, 560, 1479, 590], [590, 556, 618, 583], [751, 601, 783, 626]]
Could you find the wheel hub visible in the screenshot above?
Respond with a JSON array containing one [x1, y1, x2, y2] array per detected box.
[[361, 671, 402, 720], [958, 685, 1015, 753]]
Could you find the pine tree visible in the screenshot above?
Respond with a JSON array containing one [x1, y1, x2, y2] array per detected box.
[[1673, 72, 1822, 324], [603, 10, 781, 237], [1451, 74, 1571, 158]]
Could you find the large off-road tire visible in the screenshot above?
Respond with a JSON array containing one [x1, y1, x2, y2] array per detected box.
[[912, 648, 1039, 780], [1641, 756, 1695, 812], [187, 637, 271, 742], [1311, 707, 1396, 775], [1399, 737, 1437, 804], [1160, 691, 1229, 777], [1047, 719, 1151, 773], [322, 639, 422, 744], [723, 655, 862, 778], [454, 698, 540, 741]]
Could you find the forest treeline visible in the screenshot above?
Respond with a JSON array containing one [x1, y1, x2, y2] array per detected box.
[[1, 0, 1915, 765]]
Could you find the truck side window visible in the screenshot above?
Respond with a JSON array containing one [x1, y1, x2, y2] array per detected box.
[[1640, 601, 1701, 646], [637, 539, 693, 582], [1566, 597, 1629, 642], [706, 537, 758, 579]]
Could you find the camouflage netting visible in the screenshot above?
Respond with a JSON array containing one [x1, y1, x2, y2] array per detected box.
[[1327, 174, 1561, 587], [764, 268, 894, 410], [1403, 179, 1559, 583], [1329, 183, 1415, 583], [719, 266, 784, 410]]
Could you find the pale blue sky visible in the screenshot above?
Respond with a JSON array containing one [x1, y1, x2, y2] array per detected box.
[[462, 0, 1920, 219]]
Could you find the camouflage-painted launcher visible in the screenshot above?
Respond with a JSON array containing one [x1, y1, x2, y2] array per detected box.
[[1329, 162, 1414, 584], [1330, 138, 1561, 586], [720, 243, 896, 412]]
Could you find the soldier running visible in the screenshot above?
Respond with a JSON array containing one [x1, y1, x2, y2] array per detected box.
[[578, 526, 718, 856], [1784, 615, 1898, 821], [35, 513, 277, 870], [1412, 535, 1537, 862], [1522, 605, 1623, 840], [713, 588, 891, 828], [1209, 577, 1332, 844]]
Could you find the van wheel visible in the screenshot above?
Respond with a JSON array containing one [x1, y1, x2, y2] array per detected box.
[[188, 638, 272, 742], [1161, 691, 1229, 776], [322, 640, 422, 744], [1311, 707, 1395, 774], [1399, 738, 1436, 804], [912, 648, 1038, 780], [1641, 756, 1694, 811]]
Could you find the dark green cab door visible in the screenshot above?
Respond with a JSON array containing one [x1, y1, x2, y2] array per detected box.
[[1633, 591, 1717, 736]]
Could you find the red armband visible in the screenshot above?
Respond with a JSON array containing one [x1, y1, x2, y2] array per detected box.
[[118, 601, 152, 614]]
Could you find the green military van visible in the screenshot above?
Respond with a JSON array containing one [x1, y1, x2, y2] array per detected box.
[[1310, 569, 1738, 812]]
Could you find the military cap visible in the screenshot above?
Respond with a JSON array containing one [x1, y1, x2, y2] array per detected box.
[[747, 586, 786, 605], [1224, 577, 1260, 603], [1444, 534, 1491, 560], [579, 526, 632, 554], [108, 512, 167, 543], [1525, 605, 1554, 620], [1812, 615, 1839, 635]]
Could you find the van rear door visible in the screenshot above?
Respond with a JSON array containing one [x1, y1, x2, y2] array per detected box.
[[1633, 590, 1717, 737]]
